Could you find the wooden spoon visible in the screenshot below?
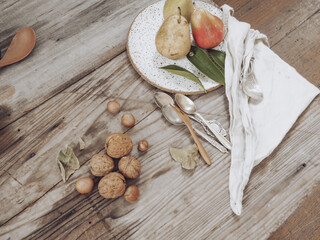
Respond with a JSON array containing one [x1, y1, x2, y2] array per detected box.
[[170, 104, 211, 165], [0, 27, 36, 68]]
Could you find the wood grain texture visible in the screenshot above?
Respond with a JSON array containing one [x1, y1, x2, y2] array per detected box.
[[0, 52, 151, 225], [268, 183, 320, 240], [0, 0, 250, 130], [0, 0, 160, 129], [0, 0, 319, 239]]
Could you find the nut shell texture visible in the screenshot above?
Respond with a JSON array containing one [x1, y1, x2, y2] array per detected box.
[[105, 133, 133, 158], [105, 133, 120, 144], [124, 185, 140, 202], [107, 101, 121, 114], [75, 177, 94, 194], [121, 113, 135, 127], [90, 154, 114, 176], [119, 156, 141, 179], [98, 172, 126, 199], [138, 140, 149, 151]]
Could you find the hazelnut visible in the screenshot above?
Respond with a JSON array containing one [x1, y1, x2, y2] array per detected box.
[[98, 172, 126, 199], [124, 185, 139, 202], [118, 156, 141, 179], [90, 154, 114, 176], [138, 140, 149, 152], [121, 113, 135, 127], [76, 177, 94, 194], [105, 133, 133, 158], [107, 101, 120, 114]]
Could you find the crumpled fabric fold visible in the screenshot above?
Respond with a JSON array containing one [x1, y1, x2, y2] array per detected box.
[[221, 5, 320, 215]]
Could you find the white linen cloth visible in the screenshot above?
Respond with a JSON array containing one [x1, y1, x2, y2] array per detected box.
[[221, 5, 320, 215]]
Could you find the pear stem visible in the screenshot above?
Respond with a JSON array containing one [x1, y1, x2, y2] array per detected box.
[[178, 6, 181, 23], [193, 2, 198, 10]]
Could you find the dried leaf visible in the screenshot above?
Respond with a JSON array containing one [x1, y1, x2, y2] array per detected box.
[[79, 137, 85, 150], [187, 46, 225, 85], [160, 65, 206, 92], [57, 145, 80, 182], [169, 144, 200, 170]]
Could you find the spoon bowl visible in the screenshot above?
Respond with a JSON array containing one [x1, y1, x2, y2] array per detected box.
[[0, 27, 36, 68], [154, 92, 174, 108], [162, 105, 183, 125], [175, 94, 197, 114], [155, 91, 226, 134]]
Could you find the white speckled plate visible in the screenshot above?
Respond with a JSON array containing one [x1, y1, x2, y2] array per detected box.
[[127, 0, 224, 95]]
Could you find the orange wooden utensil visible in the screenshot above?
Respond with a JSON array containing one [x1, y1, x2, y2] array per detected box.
[[0, 27, 36, 68], [170, 104, 212, 165]]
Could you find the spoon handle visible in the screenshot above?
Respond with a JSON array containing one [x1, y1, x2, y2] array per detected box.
[[194, 128, 228, 153], [170, 104, 211, 165], [189, 115, 227, 137], [185, 121, 212, 165], [0, 61, 8, 68], [195, 113, 232, 150]]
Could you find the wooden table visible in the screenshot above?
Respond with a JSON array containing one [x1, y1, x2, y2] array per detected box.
[[0, 0, 319, 239]]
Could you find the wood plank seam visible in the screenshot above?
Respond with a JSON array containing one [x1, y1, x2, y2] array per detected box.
[[0, 94, 158, 227], [271, 8, 320, 47], [4, 169, 23, 186], [0, 49, 126, 132], [0, 0, 253, 131], [31, 196, 111, 239]]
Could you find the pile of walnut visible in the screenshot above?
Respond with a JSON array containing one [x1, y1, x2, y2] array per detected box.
[[76, 133, 148, 203], [75, 101, 149, 203]]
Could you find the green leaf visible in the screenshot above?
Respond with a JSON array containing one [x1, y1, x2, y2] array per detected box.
[[160, 65, 206, 92], [208, 49, 225, 71], [187, 46, 225, 85]]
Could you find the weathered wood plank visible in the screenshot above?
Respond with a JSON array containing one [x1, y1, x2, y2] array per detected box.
[[0, 52, 156, 225], [0, 0, 257, 132], [272, 9, 320, 86], [0, 57, 229, 238], [0, 0, 161, 129], [1, 74, 319, 237], [1, 0, 315, 130], [1, 0, 316, 185], [8, 92, 318, 240], [0, 0, 296, 225], [0, 0, 319, 239], [229, 0, 320, 47], [0, 0, 247, 130], [268, 183, 320, 240]]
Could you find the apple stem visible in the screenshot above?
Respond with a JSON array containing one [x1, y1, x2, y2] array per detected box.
[[178, 7, 181, 23]]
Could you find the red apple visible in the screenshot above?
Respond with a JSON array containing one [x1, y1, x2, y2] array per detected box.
[[191, 7, 225, 49]]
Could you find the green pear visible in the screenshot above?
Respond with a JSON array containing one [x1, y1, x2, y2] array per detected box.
[[163, 0, 194, 22], [155, 14, 191, 60]]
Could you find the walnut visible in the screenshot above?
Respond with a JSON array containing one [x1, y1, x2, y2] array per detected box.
[[98, 172, 126, 199], [105, 133, 133, 158], [90, 154, 114, 176], [118, 156, 141, 179], [105, 133, 119, 144]]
